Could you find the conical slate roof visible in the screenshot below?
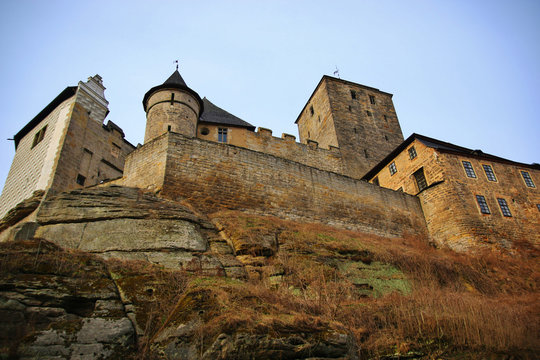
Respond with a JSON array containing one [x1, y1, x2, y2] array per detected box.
[[163, 70, 187, 87], [142, 70, 204, 114]]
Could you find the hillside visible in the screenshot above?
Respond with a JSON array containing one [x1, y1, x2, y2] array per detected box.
[[0, 187, 538, 359]]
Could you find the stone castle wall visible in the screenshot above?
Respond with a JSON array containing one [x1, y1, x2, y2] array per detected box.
[[0, 97, 75, 217], [121, 133, 428, 238], [419, 152, 540, 250], [197, 126, 346, 176]]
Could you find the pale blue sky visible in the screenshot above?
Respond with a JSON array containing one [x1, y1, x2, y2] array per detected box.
[[1, 0, 539, 189]]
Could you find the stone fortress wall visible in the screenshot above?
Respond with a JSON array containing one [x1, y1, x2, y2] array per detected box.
[[0, 96, 75, 217], [118, 132, 428, 239]]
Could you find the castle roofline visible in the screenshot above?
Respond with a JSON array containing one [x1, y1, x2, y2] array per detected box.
[[199, 98, 255, 130], [294, 75, 393, 124], [13, 86, 77, 149], [362, 133, 540, 180], [142, 70, 204, 115]]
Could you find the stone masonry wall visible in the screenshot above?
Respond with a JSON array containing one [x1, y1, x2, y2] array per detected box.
[[368, 140, 445, 195], [156, 133, 427, 238], [145, 90, 201, 142], [197, 125, 346, 176], [48, 96, 134, 194], [296, 79, 339, 149], [117, 134, 168, 192], [0, 97, 75, 218], [420, 152, 540, 251], [326, 77, 404, 178]]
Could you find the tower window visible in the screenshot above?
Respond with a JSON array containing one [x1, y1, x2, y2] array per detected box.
[[413, 168, 428, 192], [310, 106, 314, 116], [318, 115, 321, 123], [497, 198, 512, 217], [218, 128, 228, 143], [462, 161, 476, 178], [384, 115, 388, 122], [369, 95, 375, 104], [476, 195, 490, 214], [482, 164, 497, 182], [521, 171, 535, 188], [364, 149, 369, 158], [384, 135, 388, 141], [76, 174, 86, 186], [389, 162, 397, 175], [31, 125, 48, 149], [170, 93, 175, 104], [167, 125, 172, 131], [408, 146, 417, 160], [350, 90, 357, 99]]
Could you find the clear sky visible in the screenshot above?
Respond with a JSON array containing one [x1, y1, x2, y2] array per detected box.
[[1, 0, 539, 190]]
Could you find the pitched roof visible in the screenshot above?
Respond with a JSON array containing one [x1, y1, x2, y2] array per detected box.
[[142, 70, 204, 114], [13, 86, 77, 149], [199, 98, 255, 130], [362, 133, 540, 180]]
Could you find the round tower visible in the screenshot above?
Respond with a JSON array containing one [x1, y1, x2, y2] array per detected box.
[[142, 69, 204, 143]]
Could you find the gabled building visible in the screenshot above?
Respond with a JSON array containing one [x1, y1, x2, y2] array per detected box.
[[0, 75, 135, 217], [362, 134, 540, 250]]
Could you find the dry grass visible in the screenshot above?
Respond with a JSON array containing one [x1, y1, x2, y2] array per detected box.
[[206, 211, 540, 356]]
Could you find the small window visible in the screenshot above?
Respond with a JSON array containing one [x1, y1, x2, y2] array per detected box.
[[170, 93, 175, 104], [200, 127, 210, 136], [348, 105, 351, 112], [497, 198, 512, 217], [350, 90, 357, 99], [76, 174, 86, 186], [167, 125, 172, 131], [310, 106, 314, 116], [413, 168, 428, 192], [521, 171, 536, 188], [318, 115, 321, 123], [218, 128, 228, 143], [384, 135, 388, 141], [389, 162, 397, 176], [462, 161, 476, 178], [373, 177, 379, 186], [31, 125, 48, 149], [408, 146, 417, 160], [366, 110, 372, 117], [384, 115, 388, 122], [364, 149, 369, 158], [482, 164, 497, 182], [369, 95, 375, 104], [476, 195, 490, 214]]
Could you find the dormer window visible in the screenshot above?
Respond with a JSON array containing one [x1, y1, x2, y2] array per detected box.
[[218, 128, 228, 143]]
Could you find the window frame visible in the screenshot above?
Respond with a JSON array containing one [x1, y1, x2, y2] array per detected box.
[[413, 167, 428, 192], [31, 125, 48, 149], [520, 170, 536, 188], [475, 195, 490, 214], [218, 128, 228, 143], [462, 160, 477, 178], [482, 164, 497, 182], [408, 146, 417, 160], [389, 162, 397, 176], [496, 198, 512, 217]]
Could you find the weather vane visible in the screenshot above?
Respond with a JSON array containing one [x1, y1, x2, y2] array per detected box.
[[333, 66, 340, 79], [174, 59, 179, 71]]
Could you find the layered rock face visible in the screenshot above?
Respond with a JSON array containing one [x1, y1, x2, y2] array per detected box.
[[5, 186, 245, 278]]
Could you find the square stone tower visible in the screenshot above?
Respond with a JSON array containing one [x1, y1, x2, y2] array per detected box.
[[296, 76, 404, 178]]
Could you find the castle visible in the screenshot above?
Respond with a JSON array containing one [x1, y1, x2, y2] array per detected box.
[[0, 69, 538, 251]]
